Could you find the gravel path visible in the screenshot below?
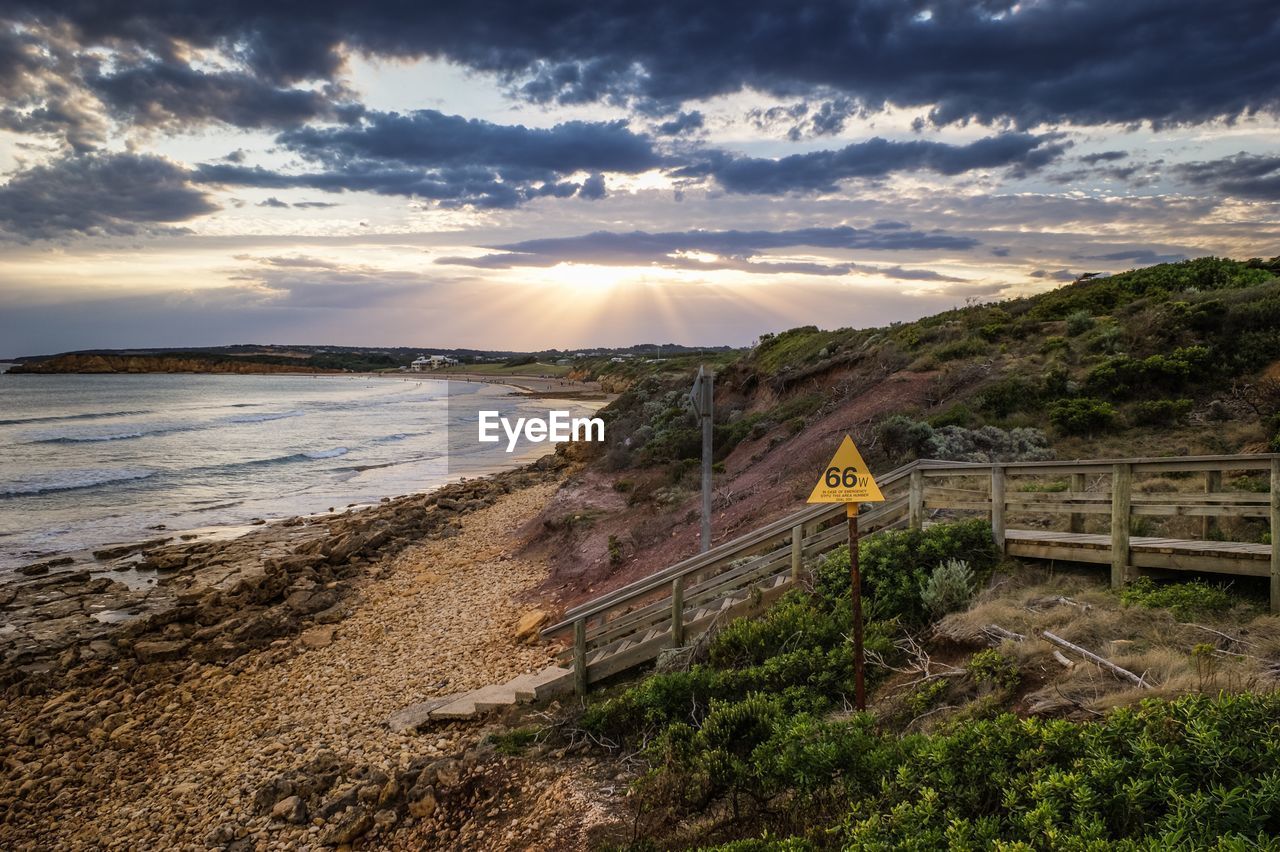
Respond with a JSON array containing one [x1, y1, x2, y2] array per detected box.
[[3, 482, 571, 849]]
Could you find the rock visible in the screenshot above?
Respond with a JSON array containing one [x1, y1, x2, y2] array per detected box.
[[93, 538, 170, 561], [300, 626, 335, 650], [133, 639, 190, 663], [373, 809, 398, 832], [407, 786, 437, 819], [271, 795, 306, 824], [320, 809, 373, 846], [320, 784, 360, 819], [284, 589, 338, 615], [313, 604, 348, 625], [514, 609, 550, 644]]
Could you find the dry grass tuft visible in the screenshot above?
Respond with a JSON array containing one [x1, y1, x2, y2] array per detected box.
[[930, 564, 1280, 718]]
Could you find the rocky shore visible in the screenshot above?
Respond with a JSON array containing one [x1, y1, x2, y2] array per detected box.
[[0, 456, 626, 849]]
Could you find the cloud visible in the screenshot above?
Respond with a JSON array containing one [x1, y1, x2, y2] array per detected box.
[[88, 61, 363, 132], [1079, 249, 1189, 265], [436, 225, 977, 279], [192, 109, 659, 208], [1029, 269, 1078, 282], [1079, 150, 1128, 165], [657, 110, 704, 136], [1175, 153, 1280, 200], [255, 196, 339, 209], [676, 133, 1069, 194], [0, 152, 217, 239], [4, 0, 1276, 144], [278, 110, 661, 175]]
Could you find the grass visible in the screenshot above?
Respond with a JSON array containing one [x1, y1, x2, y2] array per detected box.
[[935, 566, 1272, 715], [439, 361, 573, 377]]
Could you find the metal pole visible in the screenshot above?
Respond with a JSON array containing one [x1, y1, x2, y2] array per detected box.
[[848, 503, 865, 710], [700, 370, 713, 553]]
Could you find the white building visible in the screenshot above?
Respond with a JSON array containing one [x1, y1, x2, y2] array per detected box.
[[411, 354, 459, 371]]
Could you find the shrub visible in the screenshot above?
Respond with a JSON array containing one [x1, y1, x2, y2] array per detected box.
[[1049, 397, 1118, 436], [1130, 398, 1194, 426], [877, 414, 934, 460], [1065, 309, 1096, 336], [878, 416, 1054, 463], [919, 558, 975, 619], [934, 336, 989, 361], [1119, 577, 1235, 620], [965, 649, 1020, 689], [825, 520, 999, 625], [1084, 346, 1211, 398]]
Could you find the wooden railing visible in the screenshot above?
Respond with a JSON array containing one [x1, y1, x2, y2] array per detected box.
[[543, 452, 1280, 693]]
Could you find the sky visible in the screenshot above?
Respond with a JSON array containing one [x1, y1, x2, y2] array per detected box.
[[1, 1, 1278, 358]]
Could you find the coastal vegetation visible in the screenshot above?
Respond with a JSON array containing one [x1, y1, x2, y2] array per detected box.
[[6, 256, 1280, 848], [523, 256, 1280, 848]]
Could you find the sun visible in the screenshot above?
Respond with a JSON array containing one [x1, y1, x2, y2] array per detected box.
[[529, 263, 649, 291]]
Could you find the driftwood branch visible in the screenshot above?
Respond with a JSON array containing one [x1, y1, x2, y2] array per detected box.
[[1187, 623, 1255, 649], [1051, 650, 1075, 669], [982, 624, 1026, 644], [1026, 595, 1092, 613], [1040, 630, 1151, 688]]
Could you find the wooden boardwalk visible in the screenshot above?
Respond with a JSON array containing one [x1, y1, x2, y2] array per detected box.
[[542, 452, 1280, 695], [1005, 529, 1272, 576]]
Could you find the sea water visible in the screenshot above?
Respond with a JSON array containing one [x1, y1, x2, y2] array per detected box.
[[0, 373, 588, 571]]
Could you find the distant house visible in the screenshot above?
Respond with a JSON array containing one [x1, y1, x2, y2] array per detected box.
[[411, 354, 459, 371]]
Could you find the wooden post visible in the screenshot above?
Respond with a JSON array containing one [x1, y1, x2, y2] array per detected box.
[[991, 466, 1006, 552], [790, 524, 803, 581], [671, 576, 685, 647], [700, 371, 713, 553], [1271, 458, 1280, 615], [1069, 472, 1086, 533], [573, 617, 588, 696], [908, 468, 924, 530], [1111, 463, 1132, 589], [847, 504, 865, 711], [1203, 469, 1222, 540]]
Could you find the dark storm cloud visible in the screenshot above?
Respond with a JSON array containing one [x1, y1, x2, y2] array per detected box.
[[1029, 269, 1078, 282], [1079, 151, 1128, 165], [436, 225, 978, 276], [656, 111, 704, 136], [184, 109, 661, 208], [87, 61, 362, 131], [4, 0, 1277, 140], [278, 110, 660, 175], [255, 197, 338, 209], [678, 133, 1069, 194], [1175, 153, 1280, 201], [0, 152, 217, 239], [1080, 249, 1188, 265]]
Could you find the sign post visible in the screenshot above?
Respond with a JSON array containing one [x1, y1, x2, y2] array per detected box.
[[807, 435, 884, 710], [689, 366, 714, 553]]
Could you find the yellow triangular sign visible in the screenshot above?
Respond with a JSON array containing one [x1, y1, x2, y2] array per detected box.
[[807, 435, 884, 504]]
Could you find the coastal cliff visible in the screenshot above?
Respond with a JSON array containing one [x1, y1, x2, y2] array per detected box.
[[10, 353, 338, 375]]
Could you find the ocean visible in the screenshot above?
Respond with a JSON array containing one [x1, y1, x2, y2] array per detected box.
[[0, 372, 592, 571]]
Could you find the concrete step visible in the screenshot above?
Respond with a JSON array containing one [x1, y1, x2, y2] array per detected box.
[[410, 664, 576, 722]]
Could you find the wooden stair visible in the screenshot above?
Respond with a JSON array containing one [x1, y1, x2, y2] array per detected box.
[[388, 452, 1280, 724]]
